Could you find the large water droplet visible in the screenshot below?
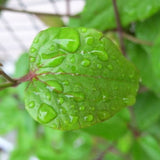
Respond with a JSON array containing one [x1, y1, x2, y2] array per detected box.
[[47, 80, 63, 93], [69, 115, 78, 124], [81, 59, 91, 67], [33, 38, 39, 43], [58, 27, 80, 52], [38, 103, 57, 123], [84, 114, 94, 122], [91, 50, 108, 61], [86, 36, 94, 45], [28, 101, 35, 108], [49, 45, 55, 51], [45, 56, 65, 67], [30, 47, 37, 53], [58, 97, 64, 104], [65, 92, 85, 102], [98, 111, 110, 121]]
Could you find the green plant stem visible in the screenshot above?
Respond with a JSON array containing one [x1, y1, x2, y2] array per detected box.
[[0, 82, 15, 91]]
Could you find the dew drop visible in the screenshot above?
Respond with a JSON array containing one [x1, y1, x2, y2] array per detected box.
[[28, 101, 35, 108], [45, 56, 65, 67], [84, 114, 94, 122], [65, 92, 85, 102], [79, 105, 85, 111], [97, 63, 102, 69], [107, 64, 113, 70], [81, 59, 91, 67], [30, 47, 37, 53], [70, 56, 75, 63], [30, 57, 36, 62], [34, 38, 39, 43], [86, 36, 94, 45], [69, 115, 78, 124], [58, 97, 64, 104], [37, 103, 57, 123], [91, 50, 108, 61], [47, 80, 63, 93], [98, 111, 110, 121], [58, 27, 80, 52]]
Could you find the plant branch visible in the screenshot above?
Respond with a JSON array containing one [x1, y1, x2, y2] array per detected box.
[[112, 0, 126, 56], [0, 6, 78, 17]]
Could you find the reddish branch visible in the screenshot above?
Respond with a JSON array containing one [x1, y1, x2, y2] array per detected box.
[[112, 0, 126, 56]]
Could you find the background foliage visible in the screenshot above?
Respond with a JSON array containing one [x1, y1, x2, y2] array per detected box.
[[0, 0, 160, 160]]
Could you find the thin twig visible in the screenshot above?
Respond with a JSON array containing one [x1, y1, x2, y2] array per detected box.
[[112, 0, 126, 56], [122, 32, 153, 46], [0, 69, 17, 83], [0, 6, 78, 17]]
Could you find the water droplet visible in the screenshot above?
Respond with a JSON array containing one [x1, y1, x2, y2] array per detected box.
[[70, 56, 75, 63], [81, 27, 87, 33], [69, 115, 78, 124], [79, 105, 85, 111], [37, 103, 57, 123], [45, 56, 65, 67], [65, 92, 85, 102], [84, 114, 94, 122], [91, 50, 108, 61], [107, 64, 113, 70], [49, 45, 55, 51], [60, 107, 66, 114], [98, 111, 110, 121], [63, 80, 69, 85], [81, 59, 91, 67], [58, 97, 64, 104], [97, 63, 102, 69], [30, 47, 37, 53], [30, 57, 36, 62], [47, 80, 63, 93], [86, 36, 94, 45], [102, 95, 107, 102], [28, 101, 35, 108], [58, 27, 80, 52], [123, 96, 135, 105]]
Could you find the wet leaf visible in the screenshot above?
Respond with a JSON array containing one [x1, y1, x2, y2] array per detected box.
[[25, 27, 139, 130]]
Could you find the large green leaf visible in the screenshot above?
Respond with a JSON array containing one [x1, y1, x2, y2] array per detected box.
[[71, 0, 160, 30], [134, 92, 160, 130], [24, 27, 139, 130]]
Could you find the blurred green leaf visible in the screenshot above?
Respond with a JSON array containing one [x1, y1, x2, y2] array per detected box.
[[36, 15, 64, 27], [76, 0, 160, 30], [134, 92, 160, 130], [126, 41, 160, 95], [82, 109, 130, 140]]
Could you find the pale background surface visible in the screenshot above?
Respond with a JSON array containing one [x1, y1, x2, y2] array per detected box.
[[0, 0, 85, 159]]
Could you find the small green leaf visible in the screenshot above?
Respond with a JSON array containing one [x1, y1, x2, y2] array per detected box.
[[36, 15, 64, 27], [25, 27, 139, 130]]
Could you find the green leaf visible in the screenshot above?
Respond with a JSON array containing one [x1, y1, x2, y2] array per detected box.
[[126, 41, 160, 95], [25, 27, 139, 130], [36, 15, 64, 27], [77, 0, 160, 30], [134, 92, 160, 130]]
